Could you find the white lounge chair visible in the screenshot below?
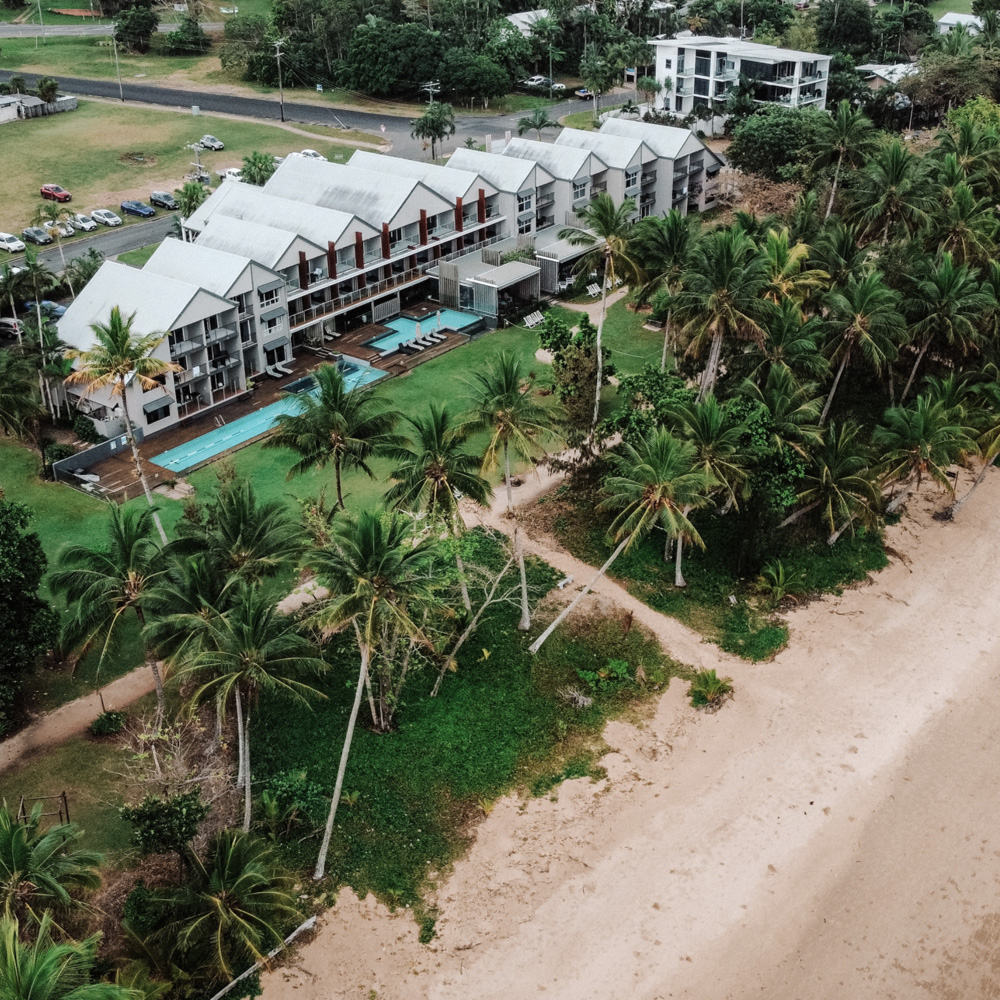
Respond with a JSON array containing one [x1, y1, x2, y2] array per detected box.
[[587, 283, 601, 297], [265, 366, 283, 379], [274, 361, 294, 375]]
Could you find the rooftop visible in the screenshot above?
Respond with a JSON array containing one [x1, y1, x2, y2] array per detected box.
[[195, 215, 323, 268], [347, 150, 498, 202], [653, 34, 830, 62], [144, 239, 277, 297], [505, 8, 548, 36], [501, 136, 603, 179], [936, 11, 982, 25], [554, 127, 649, 170], [856, 62, 919, 84], [599, 116, 705, 160], [447, 147, 553, 192]]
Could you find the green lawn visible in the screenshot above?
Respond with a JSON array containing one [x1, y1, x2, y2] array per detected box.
[[0, 99, 363, 232], [546, 301, 664, 376], [117, 243, 160, 268]]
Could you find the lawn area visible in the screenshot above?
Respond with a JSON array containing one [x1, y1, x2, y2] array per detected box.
[[0, 99, 365, 232], [559, 103, 623, 130], [117, 243, 161, 268], [546, 300, 664, 376], [929, 0, 972, 15]]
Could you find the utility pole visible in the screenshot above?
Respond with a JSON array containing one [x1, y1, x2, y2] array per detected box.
[[274, 38, 285, 122], [36, 0, 44, 47], [420, 79, 440, 103], [112, 27, 124, 102]]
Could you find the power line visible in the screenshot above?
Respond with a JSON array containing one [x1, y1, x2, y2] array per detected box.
[[274, 38, 286, 122]]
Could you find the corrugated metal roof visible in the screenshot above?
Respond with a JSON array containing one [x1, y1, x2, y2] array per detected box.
[[57, 261, 231, 352], [144, 239, 265, 297], [555, 128, 647, 170], [501, 137, 602, 179], [347, 150, 497, 203], [599, 117, 700, 160], [196, 215, 322, 269], [472, 260, 540, 287], [447, 147, 553, 192]]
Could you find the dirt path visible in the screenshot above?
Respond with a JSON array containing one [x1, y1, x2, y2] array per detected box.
[[0, 664, 156, 773], [262, 468, 1000, 1000]]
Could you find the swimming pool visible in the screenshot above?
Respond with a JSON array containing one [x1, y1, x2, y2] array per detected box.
[[366, 308, 480, 354], [150, 362, 385, 474]]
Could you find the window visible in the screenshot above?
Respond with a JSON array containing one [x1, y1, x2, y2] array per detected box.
[[573, 180, 587, 201], [694, 51, 711, 76], [663, 58, 672, 69], [389, 227, 402, 245], [625, 169, 639, 190], [258, 287, 279, 307], [517, 217, 533, 235], [517, 192, 533, 212], [264, 316, 283, 333], [675, 96, 684, 111], [145, 401, 171, 425], [265, 344, 287, 366], [167, 328, 185, 347], [206, 314, 221, 331], [694, 77, 709, 97]]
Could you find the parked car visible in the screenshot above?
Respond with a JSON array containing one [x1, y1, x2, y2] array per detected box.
[[91, 210, 123, 227], [199, 134, 225, 151], [575, 87, 595, 100], [21, 226, 53, 245], [217, 168, 243, 183], [69, 213, 97, 232], [0, 232, 25, 253], [794, 2, 810, 9], [150, 191, 178, 210], [40, 183, 72, 202], [24, 300, 67, 318], [120, 200, 156, 218], [299, 148, 328, 160], [42, 219, 75, 239], [522, 75, 566, 91], [0, 318, 23, 339]]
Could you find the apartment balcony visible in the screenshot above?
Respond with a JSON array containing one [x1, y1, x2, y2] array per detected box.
[[209, 354, 240, 371], [169, 339, 202, 358], [801, 70, 826, 81], [640, 193, 656, 206], [175, 365, 211, 385], [204, 325, 238, 346], [716, 67, 738, 81], [799, 92, 825, 104], [591, 180, 607, 193], [536, 191, 556, 208], [641, 170, 657, 185], [672, 188, 688, 204], [676, 85, 694, 96], [676, 65, 695, 77]]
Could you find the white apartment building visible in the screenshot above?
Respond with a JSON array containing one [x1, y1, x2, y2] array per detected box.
[[651, 36, 831, 123]]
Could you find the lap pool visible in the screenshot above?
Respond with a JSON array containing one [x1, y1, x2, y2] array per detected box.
[[366, 308, 481, 354], [150, 361, 385, 474]]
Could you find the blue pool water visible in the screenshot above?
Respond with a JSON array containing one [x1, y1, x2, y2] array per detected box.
[[150, 362, 385, 474], [367, 308, 480, 353]]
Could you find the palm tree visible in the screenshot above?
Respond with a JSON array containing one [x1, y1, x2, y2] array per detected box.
[[560, 193, 644, 425], [0, 350, 44, 441], [0, 265, 25, 346], [529, 429, 715, 653], [934, 117, 1000, 195], [781, 421, 880, 544], [384, 403, 493, 611], [820, 273, 905, 424], [264, 363, 400, 509], [32, 202, 76, 299], [761, 228, 829, 307], [410, 101, 456, 160], [849, 139, 935, 243], [948, 383, 1000, 518], [928, 183, 999, 267], [672, 226, 771, 401], [630, 209, 699, 369], [311, 510, 440, 880], [148, 830, 300, 985], [18, 250, 54, 369], [0, 912, 130, 1000], [64, 307, 179, 544], [240, 150, 276, 186], [805, 100, 880, 218], [463, 352, 551, 631], [0, 802, 102, 928], [810, 219, 870, 288], [176, 582, 326, 831], [173, 181, 208, 219], [517, 107, 560, 140], [901, 253, 991, 401], [741, 366, 824, 457], [737, 298, 829, 386]]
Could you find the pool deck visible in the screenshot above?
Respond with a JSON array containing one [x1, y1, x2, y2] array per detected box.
[[79, 302, 475, 499]]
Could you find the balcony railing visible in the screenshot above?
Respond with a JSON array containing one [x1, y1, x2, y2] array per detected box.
[[676, 65, 695, 77], [537, 192, 555, 208], [801, 70, 826, 81], [175, 365, 211, 385], [641, 170, 657, 185], [209, 354, 240, 371], [169, 339, 202, 358], [204, 325, 237, 346], [592, 180, 607, 193]]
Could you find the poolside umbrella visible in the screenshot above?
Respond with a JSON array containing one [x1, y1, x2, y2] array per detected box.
[[415, 320, 422, 339], [436, 310, 442, 329]]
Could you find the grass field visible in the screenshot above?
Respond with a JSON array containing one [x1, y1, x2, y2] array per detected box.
[[116, 243, 160, 267], [0, 99, 364, 232]]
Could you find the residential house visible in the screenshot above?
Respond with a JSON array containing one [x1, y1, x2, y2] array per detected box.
[[935, 11, 982, 33], [855, 62, 919, 90]]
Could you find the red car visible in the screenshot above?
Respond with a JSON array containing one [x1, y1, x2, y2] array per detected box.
[[40, 184, 72, 203]]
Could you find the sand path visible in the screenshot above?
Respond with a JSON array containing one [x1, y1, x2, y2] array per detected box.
[[263, 469, 1000, 999]]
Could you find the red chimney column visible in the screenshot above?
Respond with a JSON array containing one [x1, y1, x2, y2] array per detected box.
[[478, 188, 486, 224], [297, 250, 308, 290], [327, 241, 337, 280], [381, 223, 391, 259], [455, 196, 464, 232], [419, 209, 429, 245]]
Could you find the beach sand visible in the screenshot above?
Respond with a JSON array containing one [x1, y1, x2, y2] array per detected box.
[[263, 472, 1000, 1000]]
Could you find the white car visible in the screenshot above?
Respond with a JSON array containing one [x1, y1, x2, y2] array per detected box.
[[217, 167, 243, 183], [42, 219, 75, 239], [0, 232, 25, 253], [299, 149, 328, 160], [70, 213, 97, 232], [199, 134, 225, 151], [91, 209, 123, 227]]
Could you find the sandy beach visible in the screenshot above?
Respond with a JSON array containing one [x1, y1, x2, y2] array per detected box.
[[263, 471, 1000, 1000]]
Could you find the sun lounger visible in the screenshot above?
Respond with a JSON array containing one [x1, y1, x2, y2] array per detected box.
[[265, 366, 283, 379], [587, 283, 601, 297], [274, 362, 294, 375]]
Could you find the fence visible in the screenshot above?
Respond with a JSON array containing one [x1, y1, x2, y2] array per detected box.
[[15, 791, 71, 825]]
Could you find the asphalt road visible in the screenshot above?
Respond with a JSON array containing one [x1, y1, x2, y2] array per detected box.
[[0, 21, 222, 36]]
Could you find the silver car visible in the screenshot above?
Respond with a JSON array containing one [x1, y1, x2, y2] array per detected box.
[[0, 232, 25, 253], [42, 219, 75, 239], [70, 213, 97, 232], [91, 209, 123, 227]]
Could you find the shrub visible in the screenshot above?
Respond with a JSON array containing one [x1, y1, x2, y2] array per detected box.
[[90, 710, 125, 736], [122, 881, 158, 935], [577, 657, 633, 694], [688, 669, 733, 709], [260, 770, 328, 840], [44, 443, 76, 464], [73, 414, 105, 444], [119, 788, 210, 858]]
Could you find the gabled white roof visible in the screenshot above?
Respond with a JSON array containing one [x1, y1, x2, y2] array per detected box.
[[856, 62, 919, 85], [347, 150, 497, 203], [195, 215, 323, 269], [264, 158, 449, 227], [184, 182, 375, 245], [501, 137, 604, 179], [554, 127, 649, 170], [599, 117, 702, 160], [57, 261, 231, 351], [505, 8, 548, 36], [447, 147, 553, 192], [936, 11, 982, 26], [144, 239, 277, 298]]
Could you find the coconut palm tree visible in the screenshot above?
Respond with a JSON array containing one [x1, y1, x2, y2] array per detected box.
[[805, 100, 880, 219], [530, 430, 715, 654], [384, 403, 493, 611], [264, 363, 400, 509], [741, 366, 824, 457], [810, 219, 870, 288], [761, 228, 829, 307], [672, 226, 771, 401], [18, 249, 54, 358], [0, 912, 130, 1000], [32, 202, 76, 300], [927, 183, 999, 267], [0, 802, 102, 928], [176, 582, 326, 831], [560, 193, 645, 424], [147, 830, 300, 985], [849, 139, 935, 243], [780, 421, 880, 544], [0, 265, 25, 347], [901, 253, 991, 401], [64, 307, 179, 544], [0, 350, 44, 441], [736, 298, 829, 387], [50, 504, 169, 727], [517, 107, 560, 140], [630, 209, 700, 369], [463, 352, 552, 631], [311, 509, 440, 880], [948, 383, 1000, 517], [240, 150, 277, 186], [173, 181, 208, 220], [820, 272, 905, 425], [934, 118, 1000, 196]]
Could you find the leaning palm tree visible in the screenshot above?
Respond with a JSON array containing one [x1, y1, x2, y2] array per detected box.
[[384, 403, 493, 611], [948, 383, 1000, 518], [530, 429, 715, 653], [0, 802, 102, 929], [848, 139, 935, 243], [49, 504, 169, 726], [264, 363, 400, 509], [820, 272, 905, 424], [736, 297, 829, 387], [517, 107, 560, 140], [18, 249, 54, 359], [0, 350, 44, 441], [310, 510, 440, 880], [0, 265, 25, 345], [672, 226, 771, 400], [32, 202, 76, 299], [463, 352, 552, 631], [805, 100, 880, 219], [927, 183, 999, 268], [148, 830, 300, 985], [901, 253, 991, 401], [560, 192, 644, 425], [629, 209, 699, 369], [176, 582, 326, 831], [0, 912, 130, 1000], [64, 307, 179, 544]]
